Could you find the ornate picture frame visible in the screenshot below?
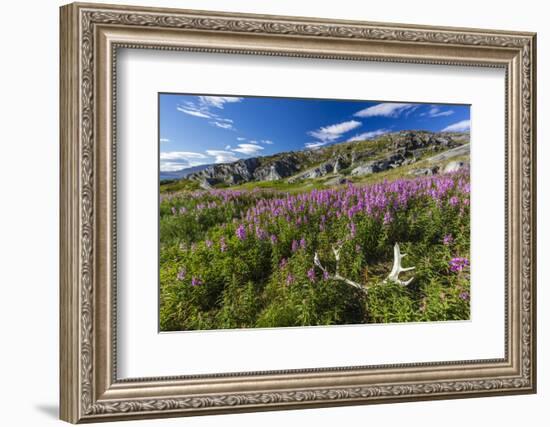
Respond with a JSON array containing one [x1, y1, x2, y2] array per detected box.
[[60, 2, 536, 423]]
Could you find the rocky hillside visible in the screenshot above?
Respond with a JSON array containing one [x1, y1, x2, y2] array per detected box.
[[187, 131, 469, 189]]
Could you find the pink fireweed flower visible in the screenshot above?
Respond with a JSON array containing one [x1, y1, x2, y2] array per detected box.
[[449, 196, 460, 207], [459, 291, 470, 301], [286, 273, 294, 286], [205, 240, 213, 249], [307, 267, 316, 282], [291, 240, 299, 252], [176, 268, 186, 281], [179, 206, 187, 214], [171, 207, 177, 215], [279, 258, 288, 268], [236, 224, 246, 240], [322, 270, 330, 281], [219, 237, 227, 252], [270, 234, 278, 244], [255, 226, 267, 240], [191, 276, 203, 286], [443, 234, 454, 246], [449, 257, 469, 272], [299, 237, 306, 250]]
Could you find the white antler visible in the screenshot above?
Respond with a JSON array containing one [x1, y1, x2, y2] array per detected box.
[[314, 246, 368, 294], [386, 243, 415, 286]]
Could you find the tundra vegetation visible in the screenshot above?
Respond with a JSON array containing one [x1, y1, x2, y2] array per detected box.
[[159, 131, 470, 331]]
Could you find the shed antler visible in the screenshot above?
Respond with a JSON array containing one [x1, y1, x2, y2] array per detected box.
[[313, 246, 368, 294], [385, 243, 415, 286], [313, 242, 415, 292]]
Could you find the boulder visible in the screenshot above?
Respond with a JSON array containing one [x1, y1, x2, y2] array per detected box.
[[409, 166, 440, 176], [427, 143, 470, 163], [351, 163, 375, 176], [444, 160, 468, 173], [324, 176, 349, 186]]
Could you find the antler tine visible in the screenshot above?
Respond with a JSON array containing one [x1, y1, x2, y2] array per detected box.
[[386, 243, 415, 286], [313, 248, 368, 295], [332, 245, 342, 262], [313, 252, 326, 272]]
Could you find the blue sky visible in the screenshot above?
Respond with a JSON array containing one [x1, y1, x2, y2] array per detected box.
[[159, 94, 470, 172]]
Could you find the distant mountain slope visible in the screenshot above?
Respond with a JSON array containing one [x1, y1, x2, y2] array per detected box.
[[186, 130, 469, 189], [160, 164, 211, 182]]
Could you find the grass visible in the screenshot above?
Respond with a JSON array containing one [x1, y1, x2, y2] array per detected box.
[[159, 170, 471, 331]]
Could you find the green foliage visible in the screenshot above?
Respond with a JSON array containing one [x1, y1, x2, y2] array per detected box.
[[160, 178, 200, 193], [159, 173, 471, 331]]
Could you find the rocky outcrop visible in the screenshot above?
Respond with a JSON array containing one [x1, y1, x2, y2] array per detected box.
[[408, 166, 440, 177], [253, 156, 302, 181], [287, 154, 353, 183], [189, 154, 302, 186], [185, 131, 470, 187], [350, 152, 412, 177], [188, 157, 260, 186], [324, 176, 350, 186], [426, 143, 470, 163], [350, 163, 375, 177], [288, 161, 334, 183]]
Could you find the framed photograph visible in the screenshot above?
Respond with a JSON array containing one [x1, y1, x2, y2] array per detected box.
[[60, 2, 537, 423]]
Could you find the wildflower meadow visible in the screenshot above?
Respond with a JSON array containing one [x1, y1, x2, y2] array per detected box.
[[159, 169, 470, 331]]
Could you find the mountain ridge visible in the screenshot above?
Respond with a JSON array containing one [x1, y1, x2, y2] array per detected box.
[[183, 130, 469, 189]]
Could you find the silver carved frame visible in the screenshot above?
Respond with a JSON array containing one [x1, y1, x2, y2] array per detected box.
[[60, 2, 537, 423]]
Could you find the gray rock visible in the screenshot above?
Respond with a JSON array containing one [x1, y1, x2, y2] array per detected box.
[[287, 160, 336, 182], [443, 160, 468, 173], [409, 166, 440, 176], [333, 156, 348, 174], [351, 163, 375, 176], [427, 144, 470, 163], [199, 179, 214, 190], [253, 157, 301, 181], [324, 176, 349, 186]]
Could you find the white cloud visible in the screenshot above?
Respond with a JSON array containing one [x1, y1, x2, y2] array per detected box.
[[160, 151, 207, 161], [160, 138, 170, 143], [210, 121, 235, 130], [237, 137, 247, 141], [261, 139, 274, 145], [426, 106, 454, 118], [347, 129, 389, 142], [354, 103, 416, 118], [176, 106, 212, 119], [305, 141, 329, 150], [177, 96, 241, 130], [308, 120, 362, 142], [160, 151, 209, 172], [232, 143, 264, 155], [160, 162, 190, 172], [225, 145, 231, 150], [198, 96, 242, 109], [442, 119, 471, 132], [206, 150, 239, 164]]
